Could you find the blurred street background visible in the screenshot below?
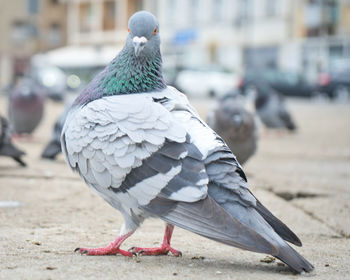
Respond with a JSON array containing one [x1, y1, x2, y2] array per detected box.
[[0, 0, 350, 99], [0, 1, 350, 279]]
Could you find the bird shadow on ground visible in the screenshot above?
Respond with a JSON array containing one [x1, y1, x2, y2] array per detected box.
[[118, 254, 299, 276]]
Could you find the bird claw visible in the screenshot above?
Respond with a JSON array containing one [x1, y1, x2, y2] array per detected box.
[[74, 248, 88, 255], [129, 246, 182, 257], [128, 247, 144, 256], [74, 246, 133, 256], [128, 246, 136, 252]]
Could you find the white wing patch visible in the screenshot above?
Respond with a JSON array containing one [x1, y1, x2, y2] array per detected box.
[[158, 86, 223, 158], [62, 94, 187, 209], [169, 185, 207, 202], [62, 87, 225, 218], [128, 166, 181, 205]]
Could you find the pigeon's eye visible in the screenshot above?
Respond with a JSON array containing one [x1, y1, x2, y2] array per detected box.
[[153, 28, 157, 35], [128, 28, 130, 33]]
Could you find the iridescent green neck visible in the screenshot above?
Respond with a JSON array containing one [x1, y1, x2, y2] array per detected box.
[[101, 46, 166, 95], [75, 45, 166, 106]]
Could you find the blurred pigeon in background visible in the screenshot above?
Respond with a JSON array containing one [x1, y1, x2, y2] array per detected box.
[[61, 11, 313, 273], [41, 96, 75, 159], [0, 115, 26, 166], [8, 78, 45, 135], [207, 92, 258, 165], [254, 83, 296, 131]]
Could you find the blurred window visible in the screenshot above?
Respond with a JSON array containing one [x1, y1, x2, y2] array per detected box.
[[265, 0, 277, 17], [305, 0, 321, 36], [79, 2, 93, 33], [305, 0, 338, 36], [103, 0, 116, 30], [323, 0, 338, 35], [190, 0, 200, 25], [48, 23, 61, 46], [212, 0, 224, 22], [28, 0, 38, 14], [237, 0, 252, 24], [11, 21, 36, 43]]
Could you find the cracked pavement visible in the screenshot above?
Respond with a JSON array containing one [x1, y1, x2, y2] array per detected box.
[[0, 96, 349, 279]]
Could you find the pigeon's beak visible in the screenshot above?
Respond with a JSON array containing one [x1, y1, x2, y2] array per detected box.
[[133, 36, 147, 57]]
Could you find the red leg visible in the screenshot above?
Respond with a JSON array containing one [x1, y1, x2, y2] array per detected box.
[[75, 231, 134, 256], [11, 133, 35, 141], [130, 224, 182, 256]]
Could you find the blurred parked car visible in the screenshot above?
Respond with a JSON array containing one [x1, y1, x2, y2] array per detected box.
[[34, 65, 67, 101], [31, 45, 118, 101], [238, 69, 316, 98], [175, 68, 239, 97], [316, 68, 350, 99]]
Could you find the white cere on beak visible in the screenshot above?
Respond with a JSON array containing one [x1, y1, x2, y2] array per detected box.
[[133, 36, 148, 57], [133, 36, 148, 44]]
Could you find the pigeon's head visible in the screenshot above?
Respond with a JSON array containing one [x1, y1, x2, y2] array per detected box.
[[127, 11, 160, 58]]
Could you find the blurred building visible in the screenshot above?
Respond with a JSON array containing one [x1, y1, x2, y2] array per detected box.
[[1, 0, 350, 89], [292, 0, 350, 80], [64, 0, 156, 46], [157, 0, 298, 72], [0, 0, 67, 88], [154, 0, 350, 80]]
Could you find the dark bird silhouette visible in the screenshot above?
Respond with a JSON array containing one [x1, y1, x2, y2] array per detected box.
[[207, 93, 258, 165], [9, 78, 45, 135], [0, 115, 26, 166], [254, 83, 296, 131], [42, 97, 75, 159]]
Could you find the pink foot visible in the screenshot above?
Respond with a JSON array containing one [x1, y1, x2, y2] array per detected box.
[[130, 224, 182, 257], [130, 245, 182, 256], [75, 231, 134, 257], [11, 133, 36, 142], [75, 246, 134, 256]]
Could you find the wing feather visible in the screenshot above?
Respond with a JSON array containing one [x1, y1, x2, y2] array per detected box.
[[62, 94, 205, 212]]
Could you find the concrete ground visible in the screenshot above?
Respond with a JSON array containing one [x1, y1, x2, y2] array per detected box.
[[0, 95, 349, 280]]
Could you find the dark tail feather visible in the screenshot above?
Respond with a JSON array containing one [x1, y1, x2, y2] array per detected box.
[[41, 141, 61, 159], [279, 111, 296, 131], [0, 143, 26, 167], [276, 244, 314, 273], [143, 196, 277, 255], [255, 200, 302, 246], [286, 120, 296, 131], [13, 156, 26, 167]]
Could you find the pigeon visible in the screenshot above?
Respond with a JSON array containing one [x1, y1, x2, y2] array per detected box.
[[42, 96, 76, 159], [9, 78, 45, 135], [61, 11, 313, 273], [0, 115, 26, 166], [254, 83, 296, 131], [207, 92, 258, 165]]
